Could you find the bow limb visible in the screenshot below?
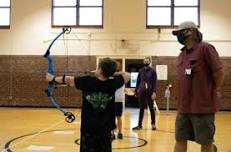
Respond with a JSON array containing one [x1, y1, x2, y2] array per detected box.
[[44, 27, 71, 58]]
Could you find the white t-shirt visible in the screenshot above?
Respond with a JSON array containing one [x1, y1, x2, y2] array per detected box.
[[164, 88, 170, 98], [115, 86, 125, 102]]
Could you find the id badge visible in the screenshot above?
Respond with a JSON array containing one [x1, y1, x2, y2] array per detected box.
[[145, 82, 148, 89], [185, 68, 192, 75]]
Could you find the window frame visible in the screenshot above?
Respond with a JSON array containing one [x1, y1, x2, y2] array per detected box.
[[51, 0, 104, 28], [0, 0, 11, 29], [146, 0, 200, 28]]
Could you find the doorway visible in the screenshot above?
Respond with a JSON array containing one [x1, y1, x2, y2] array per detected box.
[[125, 59, 143, 108]]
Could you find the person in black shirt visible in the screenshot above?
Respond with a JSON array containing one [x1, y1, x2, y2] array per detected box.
[[46, 58, 130, 152]]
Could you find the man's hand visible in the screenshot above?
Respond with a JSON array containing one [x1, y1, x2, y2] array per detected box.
[[134, 91, 137, 98], [46, 73, 55, 82], [151, 92, 156, 100], [216, 90, 222, 99]]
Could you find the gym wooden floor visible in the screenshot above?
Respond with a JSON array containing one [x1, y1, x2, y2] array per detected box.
[[0, 108, 230, 152]]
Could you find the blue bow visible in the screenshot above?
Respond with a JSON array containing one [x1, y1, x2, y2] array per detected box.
[[44, 27, 75, 123]]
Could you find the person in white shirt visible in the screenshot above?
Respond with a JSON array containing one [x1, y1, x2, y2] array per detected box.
[[112, 61, 125, 140], [114, 85, 125, 139], [164, 83, 172, 112]]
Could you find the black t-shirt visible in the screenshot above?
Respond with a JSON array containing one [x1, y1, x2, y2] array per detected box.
[[74, 75, 124, 134]]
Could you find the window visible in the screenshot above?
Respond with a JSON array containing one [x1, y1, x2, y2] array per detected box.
[[52, 0, 103, 27], [0, 0, 11, 28], [147, 0, 200, 28]]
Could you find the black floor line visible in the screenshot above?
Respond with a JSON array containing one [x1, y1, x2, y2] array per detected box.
[[4, 128, 76, 152], [75, 136, 148, 150], [4, 129, 148, 151]]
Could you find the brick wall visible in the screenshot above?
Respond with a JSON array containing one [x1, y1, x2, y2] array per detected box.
[[0, 55, 96, 108], [153, 56, 231, 110], [0, 55, 230, 110]]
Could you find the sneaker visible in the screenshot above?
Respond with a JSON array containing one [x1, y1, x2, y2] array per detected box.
[[117, 133, 123, 139], [132, 126, 142, 130], [151, 124, 156, 130], [111, 133, 116, 141], [213, 144, 217, 152]]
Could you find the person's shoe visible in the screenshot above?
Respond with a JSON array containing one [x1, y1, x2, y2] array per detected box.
[[213, 144, 217, 152], [117, 133, 123, 139], [111, 133, 116, 141], [151, 124, 156, 130], [132, 126, 142, 130]]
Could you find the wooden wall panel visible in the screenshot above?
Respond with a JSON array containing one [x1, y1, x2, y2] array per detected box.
[[220, 58, 231, 110], [152, 56, 231, 110], [152, 57, 178, 110], [0, 55, 230, 110], [0, 55, 96, 108], [0, 56, 12, 105]]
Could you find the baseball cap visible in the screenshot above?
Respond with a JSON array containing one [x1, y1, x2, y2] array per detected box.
[[172, 21, 198, 35]]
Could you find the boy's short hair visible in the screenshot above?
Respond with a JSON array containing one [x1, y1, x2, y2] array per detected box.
[[99, 58, 117, 78]]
